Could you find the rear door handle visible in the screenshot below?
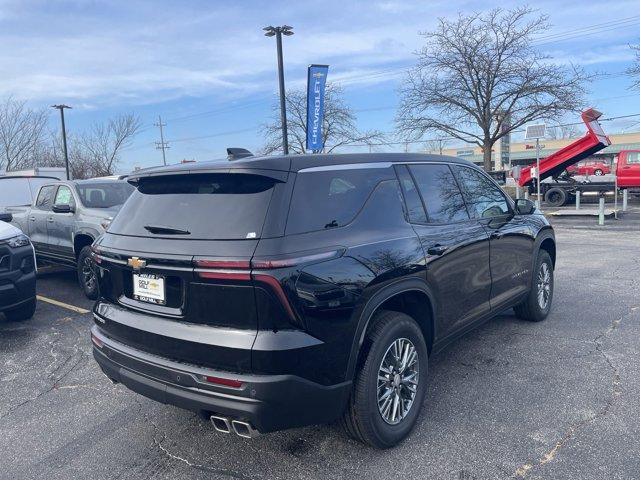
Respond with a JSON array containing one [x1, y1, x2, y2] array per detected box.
[[47, 217, 54, 223], [427, 245, 448, 256], [29, 216, 36, 221]]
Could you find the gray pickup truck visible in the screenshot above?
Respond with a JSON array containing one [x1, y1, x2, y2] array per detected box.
[[9, 178, 134, 298]]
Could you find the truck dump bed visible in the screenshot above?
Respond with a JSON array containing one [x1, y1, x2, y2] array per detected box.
[[518, 108, 611, 187]]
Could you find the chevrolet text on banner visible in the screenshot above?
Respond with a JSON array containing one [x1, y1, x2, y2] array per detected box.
[[306, 64, 329, 152]]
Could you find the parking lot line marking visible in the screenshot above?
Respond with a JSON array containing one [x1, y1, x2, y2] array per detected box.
[[36, 295, 90, 314]]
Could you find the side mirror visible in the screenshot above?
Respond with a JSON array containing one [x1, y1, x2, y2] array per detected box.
[[52, 204, 74, 214], [0, 212, 12, 222], [515, 198, 536, 215]]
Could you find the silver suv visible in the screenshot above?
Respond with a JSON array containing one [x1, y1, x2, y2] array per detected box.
[[10, 179, 134, 298]]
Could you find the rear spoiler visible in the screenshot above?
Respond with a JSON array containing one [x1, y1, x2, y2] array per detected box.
[[517, 108, 611, 187]]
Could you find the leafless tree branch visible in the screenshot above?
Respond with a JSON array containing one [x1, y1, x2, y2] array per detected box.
[[397, 7, 592, 170], [261, 84, 385, 155], [0, 96, 48, 172], [79, 113, 142, 176]]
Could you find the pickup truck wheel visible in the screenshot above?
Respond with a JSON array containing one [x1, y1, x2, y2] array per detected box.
[[341, 310, 428, 448], [514, 250, 554, 322], [544, 188, 567, 207], [77, 246, 99, 300], [5, 298, 36, 321]]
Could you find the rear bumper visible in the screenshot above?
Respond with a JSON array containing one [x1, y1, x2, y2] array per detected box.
[[91, 326, 351, 433]]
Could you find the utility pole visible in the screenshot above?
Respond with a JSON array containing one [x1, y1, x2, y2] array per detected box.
[[264, 25, 294, 155], [51, 105, 71, 180], [154, 115, 168, 165]]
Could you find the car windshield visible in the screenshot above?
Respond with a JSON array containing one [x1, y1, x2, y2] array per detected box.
[[76, 182, 135, 208]]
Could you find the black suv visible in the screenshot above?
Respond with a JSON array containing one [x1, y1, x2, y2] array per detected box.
[[91, 153, 555, 448]]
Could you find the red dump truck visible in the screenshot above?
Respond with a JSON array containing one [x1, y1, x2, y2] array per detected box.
[[517, 109, 640, 206]]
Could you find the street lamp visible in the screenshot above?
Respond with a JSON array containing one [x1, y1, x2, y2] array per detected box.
[[51, 104, 72, 180], [264, 25, 293, 155]]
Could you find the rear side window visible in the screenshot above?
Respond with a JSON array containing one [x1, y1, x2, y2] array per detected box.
[[286, 167, 394, 235], [626, 152, 640, 164], [408, 164, 469, 223], [35, 185, 57, 210], [108, 173, 278, 240], [453, 166, 510, 219], [395, 165, 427, 223]]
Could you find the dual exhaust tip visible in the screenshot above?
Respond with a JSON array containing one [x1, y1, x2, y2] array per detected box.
[[210, 415, 259, 438]]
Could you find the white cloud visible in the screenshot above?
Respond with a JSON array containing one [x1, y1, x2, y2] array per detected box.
[[0, 0, 636, 110]]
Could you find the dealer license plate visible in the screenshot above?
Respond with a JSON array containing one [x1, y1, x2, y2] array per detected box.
[[133, 273, 166, 305]]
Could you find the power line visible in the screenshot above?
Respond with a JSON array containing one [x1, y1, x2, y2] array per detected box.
[[330, 112, 640, 149], [119, 15, 640, 140], [154, 115, 169, 165], [122, 108, 640, 155], [533, 15, 640, 44]]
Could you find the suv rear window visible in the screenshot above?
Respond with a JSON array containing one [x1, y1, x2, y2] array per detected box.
[[286, 167, 394, 235], [108, 173, 278, 240]]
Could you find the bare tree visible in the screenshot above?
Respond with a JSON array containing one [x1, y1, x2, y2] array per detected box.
[[80, 114, 142, 176], [423, 137, 449, 154], [261, 85, 384, 155], [0, 97, 48, 172], [42, 131, 98, 179], [628, 43, 640, 90], [397, 7, 590, 171], [546, 123, 579, 140]]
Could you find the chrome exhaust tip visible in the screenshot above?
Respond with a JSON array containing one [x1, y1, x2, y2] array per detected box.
[[231, 420, 259, 438], [210, 415, 231, 434]]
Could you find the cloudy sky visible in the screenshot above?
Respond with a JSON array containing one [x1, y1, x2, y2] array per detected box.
[[1, 0, 639, 172]]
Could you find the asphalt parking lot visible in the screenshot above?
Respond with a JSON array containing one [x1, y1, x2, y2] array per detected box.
[[1, 208, 639, 480]]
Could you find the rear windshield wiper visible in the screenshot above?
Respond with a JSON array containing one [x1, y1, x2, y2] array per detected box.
[[143, 225, 191, 235]]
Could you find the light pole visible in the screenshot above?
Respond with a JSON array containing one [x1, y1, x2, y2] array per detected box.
[[52, 104, 71, 180], [264, 25, 293, 155]]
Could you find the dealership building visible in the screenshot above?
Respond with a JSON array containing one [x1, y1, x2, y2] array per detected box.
[[436, 131, 640, 171]]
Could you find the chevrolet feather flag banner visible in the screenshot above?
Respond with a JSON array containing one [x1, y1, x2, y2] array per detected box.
[[306, 64, 329, 152]]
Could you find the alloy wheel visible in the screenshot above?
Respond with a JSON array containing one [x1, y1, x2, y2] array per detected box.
[[377, 338, 419, 425], [82, 257, 96, 291], [537, 262, 551, 310]]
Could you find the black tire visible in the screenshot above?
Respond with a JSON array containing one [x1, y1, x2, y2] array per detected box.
[[341, 310, 428, 448], [514, 250, 554, 322], [544, 188, 567, 207], [594, 169, 604, 176], [77, 246, 99, 300], [5, 298, 36, 321]]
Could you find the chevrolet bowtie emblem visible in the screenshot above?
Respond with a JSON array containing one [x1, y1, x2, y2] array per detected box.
[[127, 257, 147, 270]]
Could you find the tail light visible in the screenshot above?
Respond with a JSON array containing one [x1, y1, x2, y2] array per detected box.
[[194, 250, 343, 323], [250, 250, 340, 269], [194, 259, 251, 280]]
